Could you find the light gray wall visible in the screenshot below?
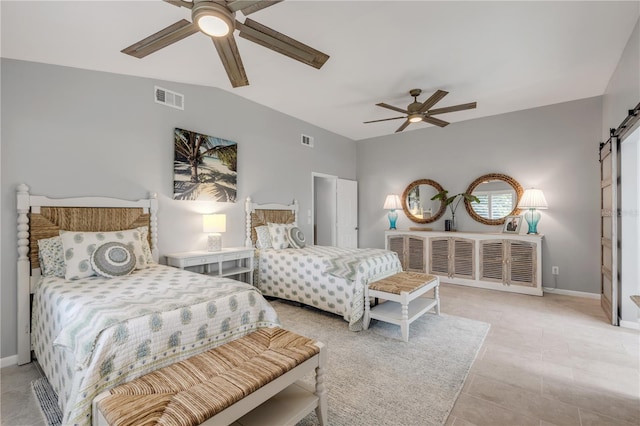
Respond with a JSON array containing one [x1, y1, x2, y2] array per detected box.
[[0, 59, 356, 359], [356, 97, 603, 294], [602, 16, 640, 324], [602, 17, 639, 140]]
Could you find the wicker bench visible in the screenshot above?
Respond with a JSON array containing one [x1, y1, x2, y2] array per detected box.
[[364, 272, 440, 342], [92, 328, 327, 426]]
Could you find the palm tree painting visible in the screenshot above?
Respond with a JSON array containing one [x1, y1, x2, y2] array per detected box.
[[173, 128, 237, 202]]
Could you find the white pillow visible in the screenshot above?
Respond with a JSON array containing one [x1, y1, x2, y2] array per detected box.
[[267, 223, 294, 250], [60, 229, 147, 280], [136, 226, 155, 264], [255, 225, 273, 249]]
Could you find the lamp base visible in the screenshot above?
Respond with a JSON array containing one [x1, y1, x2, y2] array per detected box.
[[388, 209, 398, 230], [207, 233, 222, 252], [524, 209, 541, 234]]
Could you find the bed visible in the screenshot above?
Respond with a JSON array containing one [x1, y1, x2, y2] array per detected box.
[[244, 197, 402, 331], [16, 185, 280, 426]]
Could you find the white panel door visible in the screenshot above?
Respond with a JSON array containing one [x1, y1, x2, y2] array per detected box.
[[336, 179, 358, 248], [600, 137, 618, 325]]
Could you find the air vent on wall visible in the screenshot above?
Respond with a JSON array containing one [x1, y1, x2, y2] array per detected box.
[[301, 134, 314, 148], [154, 86, 184, 110]]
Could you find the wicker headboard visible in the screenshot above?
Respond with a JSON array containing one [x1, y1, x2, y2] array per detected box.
[[244, 197, 298, 247], [28, 207, 151, 269], [15, 184, 158, 365]]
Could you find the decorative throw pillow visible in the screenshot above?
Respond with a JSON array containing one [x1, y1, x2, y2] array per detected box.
[[60, 229, 147, 280], [267, 223, 293, 250], [255, 225, 273, 249], [37, 236, 66, 278], [90, 242, 136, 278], [136, 226, 155, 264], [287, 226, 306, 249]]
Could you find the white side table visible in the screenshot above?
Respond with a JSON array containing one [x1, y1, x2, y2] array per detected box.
[[165, 247, 254, 284]]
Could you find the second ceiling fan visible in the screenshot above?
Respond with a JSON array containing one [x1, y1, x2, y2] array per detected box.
[[122, 0, 329, 88], [364, 89, 477, 133]]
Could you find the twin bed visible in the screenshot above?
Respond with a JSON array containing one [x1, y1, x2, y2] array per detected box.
[[17, 186, 400, 425], [245, 197, 402, 331]]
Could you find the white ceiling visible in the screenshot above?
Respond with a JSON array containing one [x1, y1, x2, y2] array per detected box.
[[2, 1, 638, 141]]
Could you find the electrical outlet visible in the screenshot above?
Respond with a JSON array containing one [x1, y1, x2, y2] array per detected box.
[[552, 266, 559, 275]]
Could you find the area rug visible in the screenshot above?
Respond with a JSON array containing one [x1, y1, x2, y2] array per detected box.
[[32, 376, 62, 426], [33, 300, 489, 426]]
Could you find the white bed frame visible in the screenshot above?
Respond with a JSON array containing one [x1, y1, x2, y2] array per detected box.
[[244, 196, 298, 247], [16, 184, 159, 365]]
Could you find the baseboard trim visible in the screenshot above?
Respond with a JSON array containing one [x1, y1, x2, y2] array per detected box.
[[619, 320, 640, 330], [1, 354, 18, 368], [543, 287, 601, 299]]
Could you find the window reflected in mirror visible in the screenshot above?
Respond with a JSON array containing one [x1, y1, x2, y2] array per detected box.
[[464, 174, 523, 226], [472, 180, 517, 219]]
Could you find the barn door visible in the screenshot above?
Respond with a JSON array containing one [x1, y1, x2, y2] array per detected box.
[[600, 137, 619, 325], [336, 179, 358, 248]]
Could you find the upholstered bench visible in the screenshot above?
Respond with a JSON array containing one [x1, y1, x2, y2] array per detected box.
[[92, 328, 327, 426], [364, 272, 440, 342]]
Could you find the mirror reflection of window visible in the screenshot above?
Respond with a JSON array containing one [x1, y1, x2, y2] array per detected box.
[[473, 190, 516, 219]]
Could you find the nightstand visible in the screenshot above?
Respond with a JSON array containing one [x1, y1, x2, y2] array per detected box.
[[165, 247, 254, 284]]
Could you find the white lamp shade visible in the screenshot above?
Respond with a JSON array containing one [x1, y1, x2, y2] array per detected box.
[[518, 189, 548, 209], [383, 194, 402, 210], [203, 214, 227, 233]]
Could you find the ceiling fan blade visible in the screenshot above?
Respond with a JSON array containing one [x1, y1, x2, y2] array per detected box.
[[211, 34, 249, 88], [428, 102, 477, 115], [395, 120, 411, 133], [163, 0, 193, 9], [227, 0, 282, 15], [376, 103, 409, 115], [121, 20, 198, 58], [237, 18, 329, 69], [423, 116, 449, 127], [363, 116, 405, 124], [418, 90, 449, 113]]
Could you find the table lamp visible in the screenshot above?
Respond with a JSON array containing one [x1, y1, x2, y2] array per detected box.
[[203, 214, 226, 251], [517, 189, 548, 234], [383, 194, 402, 230]]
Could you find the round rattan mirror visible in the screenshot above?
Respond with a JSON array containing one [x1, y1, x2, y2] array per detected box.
[[464, 173, 524, 226], [401, 179, 446, 224]]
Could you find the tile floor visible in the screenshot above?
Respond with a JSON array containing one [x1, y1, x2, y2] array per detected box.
[[1, 283, 639, 426]]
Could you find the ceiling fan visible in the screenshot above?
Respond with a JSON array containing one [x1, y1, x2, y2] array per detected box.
[[121, 0, 329, 88], [364, 89, 477, 133]]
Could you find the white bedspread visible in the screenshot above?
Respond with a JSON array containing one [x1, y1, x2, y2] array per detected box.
[[257, 245, 402, 330], [32, 264, 280, 426]]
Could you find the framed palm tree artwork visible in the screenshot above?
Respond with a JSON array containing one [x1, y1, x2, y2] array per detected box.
[[173, 128, 237, 202]]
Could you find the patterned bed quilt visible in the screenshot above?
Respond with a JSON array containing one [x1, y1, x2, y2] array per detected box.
[[257, 245, 402, 330], [31, 264, 280, 426]]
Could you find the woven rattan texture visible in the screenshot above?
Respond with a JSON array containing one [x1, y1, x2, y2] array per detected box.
[[98, 328, 319, 426], [29, 207, 150, 268], [250, 209, 295, 245], [369, 272, 438, 295]]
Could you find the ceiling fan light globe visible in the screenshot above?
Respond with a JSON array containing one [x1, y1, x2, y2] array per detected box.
[[408, 114, 422, 123], [198, 15, 230, 37], [192, 3, 235, 38]]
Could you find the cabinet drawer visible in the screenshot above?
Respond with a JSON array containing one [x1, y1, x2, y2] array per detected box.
[[184, 256, 217, 267], [222, 252, 248, 261]]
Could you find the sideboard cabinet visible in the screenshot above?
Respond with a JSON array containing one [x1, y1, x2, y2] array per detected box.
[[385, 230, 543, 296], [387, 234, 427, 272]]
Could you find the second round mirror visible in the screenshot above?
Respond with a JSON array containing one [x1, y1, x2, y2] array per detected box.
[[464, 173, 523, 225]]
